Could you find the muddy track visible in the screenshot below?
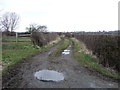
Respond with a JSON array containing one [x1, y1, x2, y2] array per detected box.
[[2, 40, 119, 88]]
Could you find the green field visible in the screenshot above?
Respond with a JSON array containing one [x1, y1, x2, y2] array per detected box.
[[2, 42, 40, 70], [2, 37, 31, 42]]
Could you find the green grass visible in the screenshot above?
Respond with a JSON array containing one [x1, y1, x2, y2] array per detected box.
[[49, 38, 70, 58], [2, 43, 40, 70], [2, 37, 31, 42], [2, 37, 61, 72], [72, 38, 120, 79]]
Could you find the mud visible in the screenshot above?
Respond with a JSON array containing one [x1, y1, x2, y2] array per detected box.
[[2, 41, 119, 88]]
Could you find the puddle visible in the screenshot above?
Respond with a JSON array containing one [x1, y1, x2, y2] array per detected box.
[[108, 83, 113, 86], [62, 52, 70, 55], [34, 70, 64, 82], [62, 49, 70, 55], [64, 50, 70, 52]]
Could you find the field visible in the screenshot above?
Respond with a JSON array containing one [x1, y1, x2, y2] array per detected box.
[[2, 37, 31, 42], [2, 42, 39, 70]]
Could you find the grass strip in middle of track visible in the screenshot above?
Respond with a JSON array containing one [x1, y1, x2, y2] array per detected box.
[[49, 38, 70, 58]]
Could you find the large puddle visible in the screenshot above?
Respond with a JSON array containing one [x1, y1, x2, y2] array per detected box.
[[34, 70, 64, 82]]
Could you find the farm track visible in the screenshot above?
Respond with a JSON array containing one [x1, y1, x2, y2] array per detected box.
[[2, 40, 119, 88]]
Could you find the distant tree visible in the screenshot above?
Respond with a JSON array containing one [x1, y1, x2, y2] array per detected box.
[[26, 24, 47, 33], [1, 12, 19, 33]]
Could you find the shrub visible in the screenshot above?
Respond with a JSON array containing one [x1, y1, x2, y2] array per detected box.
[[74, 33, 119, 72], [31, 32, 58, 47]]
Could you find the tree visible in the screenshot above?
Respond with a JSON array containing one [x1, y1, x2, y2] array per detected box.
[[38, 25, 47, 32], [1, 12, 19, 33], [26, 24, 47, 33], [0, 10, 3, 32]]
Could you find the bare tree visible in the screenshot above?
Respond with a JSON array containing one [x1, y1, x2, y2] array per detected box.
[[1, 12, 19, 33], [26, 24, 38, 33], [26, 24, 47, 33], [38, 25, 47, 32], [0, 10, 3, 32]]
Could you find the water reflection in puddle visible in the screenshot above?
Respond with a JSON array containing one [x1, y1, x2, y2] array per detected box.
[[62, 49, 70, 55], [64, 50, 70, 52], [34, 70, 64, 82]]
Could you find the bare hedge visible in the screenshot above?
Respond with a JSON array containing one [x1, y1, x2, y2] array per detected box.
[[74, 33, 119, 72], [31, 32, 58, 47]]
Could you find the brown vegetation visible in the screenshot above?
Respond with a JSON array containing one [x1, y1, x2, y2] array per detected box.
[[73, 33, 119, 72], [31, 32, 58, 47]]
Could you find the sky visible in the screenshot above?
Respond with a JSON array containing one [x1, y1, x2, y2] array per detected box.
[[0, 0, 119, 32]]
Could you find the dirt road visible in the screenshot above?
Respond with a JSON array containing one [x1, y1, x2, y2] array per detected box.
[[3, 41, 118, 88]]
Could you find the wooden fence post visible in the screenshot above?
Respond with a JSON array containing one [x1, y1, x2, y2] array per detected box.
[[16, 32, 18, 43]]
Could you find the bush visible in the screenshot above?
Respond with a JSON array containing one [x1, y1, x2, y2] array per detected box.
[[31, 32, 58, 47], [74, 33, 119, 72]]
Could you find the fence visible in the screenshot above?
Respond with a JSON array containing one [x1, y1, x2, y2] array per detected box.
[[2, 32, 31, 42]]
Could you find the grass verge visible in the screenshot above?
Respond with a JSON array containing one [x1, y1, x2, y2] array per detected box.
[[49, 38, 70, 58], [72, 38, 120, 79], [2, 37, 61, 74]]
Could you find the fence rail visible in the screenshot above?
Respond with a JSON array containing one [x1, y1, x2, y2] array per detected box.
[[2, 32, 31, 42]]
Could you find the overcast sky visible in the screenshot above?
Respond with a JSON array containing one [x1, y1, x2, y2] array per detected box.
[[0, 0, 119, 32]]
